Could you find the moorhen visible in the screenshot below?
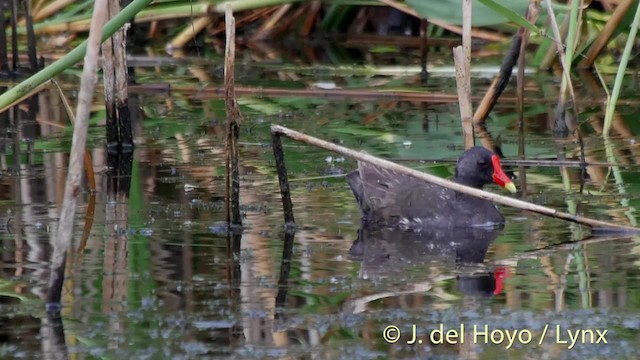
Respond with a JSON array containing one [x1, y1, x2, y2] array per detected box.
[[346, 146, 517, 229]]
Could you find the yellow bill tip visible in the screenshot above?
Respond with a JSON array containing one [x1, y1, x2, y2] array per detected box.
[[504, 182, 517, 194]]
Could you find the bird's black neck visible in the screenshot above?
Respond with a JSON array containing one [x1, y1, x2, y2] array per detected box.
[[454, 176, 485, 189]]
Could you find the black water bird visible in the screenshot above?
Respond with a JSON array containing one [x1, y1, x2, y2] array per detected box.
[[346, 147, 517, 229]]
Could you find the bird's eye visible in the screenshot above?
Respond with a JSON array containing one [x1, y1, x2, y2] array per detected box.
[[477, 160, 487, 167]]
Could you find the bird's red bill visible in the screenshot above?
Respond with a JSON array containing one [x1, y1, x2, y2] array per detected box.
[[491, 155, 516, 193]]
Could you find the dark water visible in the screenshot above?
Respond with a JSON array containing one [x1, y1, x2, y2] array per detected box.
[[2, 47, 640, 359]]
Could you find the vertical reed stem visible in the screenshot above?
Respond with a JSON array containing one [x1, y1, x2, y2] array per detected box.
[[271, 132, 295, 226]]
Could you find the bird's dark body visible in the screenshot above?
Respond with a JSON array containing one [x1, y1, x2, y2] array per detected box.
[[346, 147, 507, 230]]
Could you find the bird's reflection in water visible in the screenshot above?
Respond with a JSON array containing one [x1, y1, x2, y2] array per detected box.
[[348, 224, 509, 299]]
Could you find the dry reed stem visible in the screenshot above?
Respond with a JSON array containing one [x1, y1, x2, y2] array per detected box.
[[47, 0, 108, 309], [169, 16, 213, 50], [224, 5, 242, 226], [453, 46, 474, 149]]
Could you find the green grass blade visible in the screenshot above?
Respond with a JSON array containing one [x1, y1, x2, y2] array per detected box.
[[477, 0, 541, 35]]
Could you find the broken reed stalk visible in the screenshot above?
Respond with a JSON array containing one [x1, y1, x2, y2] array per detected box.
[[453, 0, 473, 149], [472, 3, 540, 124], [473, 34, 521, 123], [462, 0, 471, 68], [46, 0, 108, 311], [270, 125, 640, 233], [453, 47, 474, 149], [104, 0, 132, 150], [224, 5, 242, 226], [271, 133, 295, 226]]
